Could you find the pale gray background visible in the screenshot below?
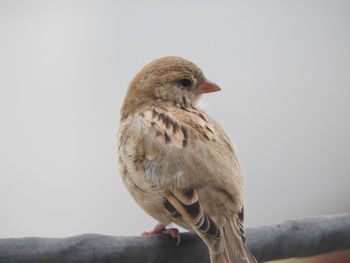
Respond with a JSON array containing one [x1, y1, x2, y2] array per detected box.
[[0, 0, 349, 238]]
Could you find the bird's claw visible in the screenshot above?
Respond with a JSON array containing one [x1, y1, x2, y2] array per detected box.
[[141, 223, 181, 245]]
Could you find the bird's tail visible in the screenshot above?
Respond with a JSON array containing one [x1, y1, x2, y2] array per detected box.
[[162, 188, 256, 263], [206, 219, 257, 263]]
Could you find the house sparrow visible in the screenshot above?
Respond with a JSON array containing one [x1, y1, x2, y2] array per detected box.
[[117, 57, 257, 263]]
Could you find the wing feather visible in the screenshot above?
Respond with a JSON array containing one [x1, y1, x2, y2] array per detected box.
[[127, 106, 256, 262], [164, 188, 220, 240]]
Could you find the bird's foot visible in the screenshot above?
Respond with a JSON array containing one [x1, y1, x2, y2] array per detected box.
[[141, 223, 181, 245], [141, 223, 166, 236], [162, 228, 181, 246]]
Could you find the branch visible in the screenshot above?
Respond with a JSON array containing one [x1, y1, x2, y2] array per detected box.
[[0, 213, 349, 262]]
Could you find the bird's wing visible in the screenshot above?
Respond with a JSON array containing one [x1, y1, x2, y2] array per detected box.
[[165, 188, 257, 263], [134, 106, 241, 188], [130, 106, 255, 263]]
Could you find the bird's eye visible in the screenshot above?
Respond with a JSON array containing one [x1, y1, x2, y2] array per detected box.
[[178, 78, 193, 87]]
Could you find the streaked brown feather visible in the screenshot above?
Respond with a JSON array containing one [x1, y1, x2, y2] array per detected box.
[[138, 106, 216, 149], [164, 188, 220, 240]]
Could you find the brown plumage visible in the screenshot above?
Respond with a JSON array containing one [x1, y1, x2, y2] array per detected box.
[[117, 56, 257, 263]]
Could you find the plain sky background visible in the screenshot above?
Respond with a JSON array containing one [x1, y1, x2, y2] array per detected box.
[[0, 0, 349, 239]]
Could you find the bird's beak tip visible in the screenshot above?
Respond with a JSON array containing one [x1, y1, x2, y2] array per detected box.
[[197, 81, 221, 94]]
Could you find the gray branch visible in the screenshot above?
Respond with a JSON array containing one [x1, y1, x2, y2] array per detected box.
[[1, 213, 349, 263]]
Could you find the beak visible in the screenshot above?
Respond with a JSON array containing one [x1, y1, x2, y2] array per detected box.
[[197, 80, 221, 94]]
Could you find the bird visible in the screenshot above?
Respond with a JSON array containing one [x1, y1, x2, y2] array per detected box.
[[117, 56, 257, 263]]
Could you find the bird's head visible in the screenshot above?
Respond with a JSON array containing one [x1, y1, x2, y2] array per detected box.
[[121, 56, 220, 119]]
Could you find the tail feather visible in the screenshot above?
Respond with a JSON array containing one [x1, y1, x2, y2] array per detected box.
[[163, 188, 256, 263], [221, 219, 257, 263], [195, 219, 257, 263]]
